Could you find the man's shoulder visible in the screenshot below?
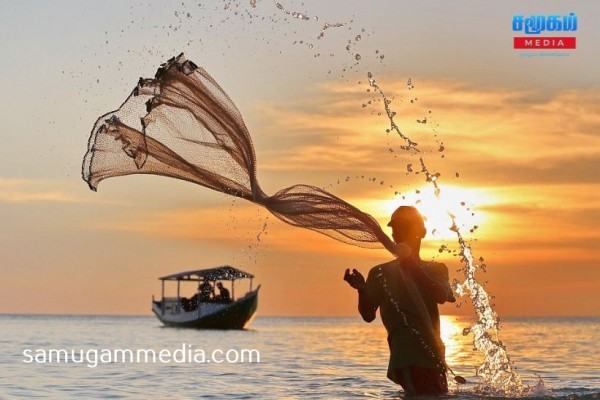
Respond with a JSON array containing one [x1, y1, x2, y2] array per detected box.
[[368, 259, 400, 275], [364, 261, 399, 304], [422, 260, 446, 267], [367, 259, 448, 280], [367, 259, 449, 275], [421, 261, 448, 280], [366, 259, 406, 285]]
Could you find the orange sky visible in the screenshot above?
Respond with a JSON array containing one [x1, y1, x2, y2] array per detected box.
[[0, 1, 598, 317]]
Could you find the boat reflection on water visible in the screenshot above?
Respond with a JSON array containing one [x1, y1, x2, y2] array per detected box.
[[152, 265, 260, 329]]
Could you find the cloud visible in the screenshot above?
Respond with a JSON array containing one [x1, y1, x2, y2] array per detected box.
[[0, 178, 82, 203], [442, 154, 600, 185], [0, 177, 130, 205], [251, 77, 600, 188], [92, 202, 391, 259]]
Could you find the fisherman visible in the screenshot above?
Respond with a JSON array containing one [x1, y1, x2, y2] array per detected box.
[[344, 206, 455, 395], [215, 282, 231, 303], [198, 277, 214, 302]]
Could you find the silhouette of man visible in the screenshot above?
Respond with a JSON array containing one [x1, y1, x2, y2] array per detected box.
[[344, 206, 455, 395], [215, 282, 231, 302], [198, 277, 214, 302]]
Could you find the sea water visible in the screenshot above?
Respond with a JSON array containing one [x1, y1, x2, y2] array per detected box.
[[1, 314, 598, 399]]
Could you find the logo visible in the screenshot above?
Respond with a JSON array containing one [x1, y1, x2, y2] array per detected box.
[[512, 13, 577, 49]]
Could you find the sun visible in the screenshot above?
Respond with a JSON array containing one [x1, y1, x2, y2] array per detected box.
[[373, 184, 495, 240]]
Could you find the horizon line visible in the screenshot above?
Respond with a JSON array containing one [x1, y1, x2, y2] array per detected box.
[[1, 312, 598, 319]]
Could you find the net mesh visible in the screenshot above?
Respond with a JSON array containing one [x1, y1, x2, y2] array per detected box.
[[82, 54, 401, 256]]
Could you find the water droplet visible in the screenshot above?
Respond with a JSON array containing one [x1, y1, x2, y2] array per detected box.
[[355, 54, 361, 61]]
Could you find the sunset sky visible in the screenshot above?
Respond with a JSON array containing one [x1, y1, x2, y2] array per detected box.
[[1, 0, 598, 317]]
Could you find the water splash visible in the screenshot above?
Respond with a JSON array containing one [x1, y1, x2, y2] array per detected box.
[[368, 72, 524, 395], [317, 22, 345, 40], [240, 215, 270, 265], [256, 220, 268, 242], [273, 2, 321, 23], [366, 72, 418, 151]]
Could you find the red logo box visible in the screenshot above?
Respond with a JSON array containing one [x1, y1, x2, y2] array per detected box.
[[514, 37, 576, 49]]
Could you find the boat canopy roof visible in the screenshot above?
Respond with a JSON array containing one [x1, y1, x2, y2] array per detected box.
[[159, 265, 254, 281]]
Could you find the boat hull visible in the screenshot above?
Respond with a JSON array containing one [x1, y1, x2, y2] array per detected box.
[[153, 288, 258, 329]]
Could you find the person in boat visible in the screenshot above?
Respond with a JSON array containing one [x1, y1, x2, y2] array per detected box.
[[343, 206, 455, 396], [215, 282, 231, 303], [198, 277, 214, 302], [181, 295, 192, 311]]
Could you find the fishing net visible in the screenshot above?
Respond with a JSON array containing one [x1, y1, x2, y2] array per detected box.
[[82, 53, 403, 256]]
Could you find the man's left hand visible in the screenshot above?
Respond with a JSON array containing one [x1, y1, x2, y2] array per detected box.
[[343, 268, 366, 291]]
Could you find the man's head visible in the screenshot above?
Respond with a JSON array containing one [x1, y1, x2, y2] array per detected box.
[[217, 282, 223, 289], [388, 206, 426, 244]]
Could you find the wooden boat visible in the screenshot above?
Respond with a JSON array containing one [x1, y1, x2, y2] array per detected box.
[[152, 265, 259, 329]]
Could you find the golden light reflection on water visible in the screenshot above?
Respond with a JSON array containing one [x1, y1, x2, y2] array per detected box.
[[441, 315, 484, 374], [329, 315, 484, 383]]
